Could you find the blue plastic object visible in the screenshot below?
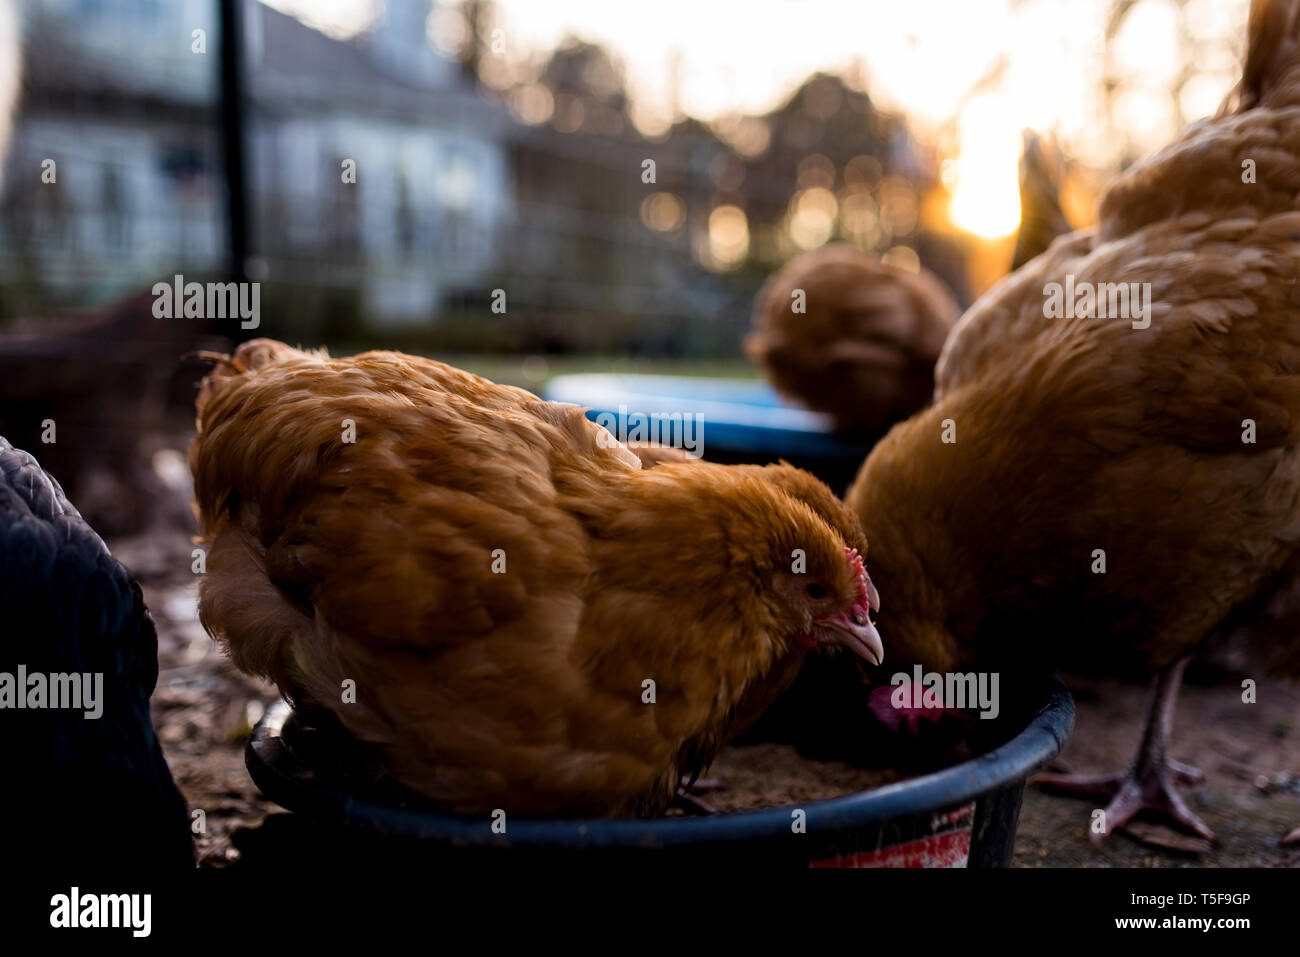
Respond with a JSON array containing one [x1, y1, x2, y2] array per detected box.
[[542, 373, 867, 460]]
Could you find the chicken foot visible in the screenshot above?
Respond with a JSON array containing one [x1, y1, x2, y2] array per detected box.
[[671, 792, 720, 816], [1035, 658, 1216, 843], [670, 776, 728, 815]]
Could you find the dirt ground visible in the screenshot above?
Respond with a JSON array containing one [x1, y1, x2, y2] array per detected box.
[[1015, 672, 1300, 867], [117, 522, 1300, 869]]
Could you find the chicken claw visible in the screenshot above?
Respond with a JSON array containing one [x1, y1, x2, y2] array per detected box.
[[671, 790, 719, 816], [1035, 658, 1216, 845], [1036, 764, 1216, 844]]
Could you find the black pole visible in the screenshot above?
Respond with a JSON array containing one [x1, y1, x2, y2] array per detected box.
[[219, 0, 249, 284]]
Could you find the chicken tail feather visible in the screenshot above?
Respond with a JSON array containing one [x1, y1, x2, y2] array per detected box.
[[1226, 0, 1300, 112]]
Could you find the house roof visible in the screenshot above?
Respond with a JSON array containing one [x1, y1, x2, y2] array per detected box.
[[247, 0, 513, 134], [18, 0, 515, 136]]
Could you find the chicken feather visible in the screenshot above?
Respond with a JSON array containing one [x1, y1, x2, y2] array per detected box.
[[746, 245, 959, 434], [190, 340, 881, 817], [849, 0, 1300, 686], [839, 0, 1300, 841]]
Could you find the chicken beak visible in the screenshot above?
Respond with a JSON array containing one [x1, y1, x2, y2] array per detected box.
[[821, 615, 884, 666], [867, 580, 881, 615]]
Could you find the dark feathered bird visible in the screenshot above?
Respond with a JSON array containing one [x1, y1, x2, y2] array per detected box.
[[0, 437, 192, 867]]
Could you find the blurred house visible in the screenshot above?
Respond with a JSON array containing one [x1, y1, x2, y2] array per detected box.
[[0, 0, 223, 311], [245, 0, 514, 326], [0, 0, 514, 327], [1, 0, 963, 354], [0, 0, 516, 535]]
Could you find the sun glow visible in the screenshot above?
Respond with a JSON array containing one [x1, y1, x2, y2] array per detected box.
[[947, 95, 1023, 239], [266, 0, 1252, 240]]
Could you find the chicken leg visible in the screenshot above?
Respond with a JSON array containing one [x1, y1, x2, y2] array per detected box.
[[1036, 658, 1216, 843]]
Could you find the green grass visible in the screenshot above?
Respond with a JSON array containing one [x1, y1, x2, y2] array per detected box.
[[332, 349, 760, 390]]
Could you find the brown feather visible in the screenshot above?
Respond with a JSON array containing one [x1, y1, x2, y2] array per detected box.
[[846, 0, 1300, 682], [746, 245, 959, 433], [190, 341, 875, 816]]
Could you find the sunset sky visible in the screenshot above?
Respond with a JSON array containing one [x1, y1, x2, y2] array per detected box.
[[263, 0, 1250, 237]]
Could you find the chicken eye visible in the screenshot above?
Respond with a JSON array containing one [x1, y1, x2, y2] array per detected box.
[[805, 583, 827, 599]]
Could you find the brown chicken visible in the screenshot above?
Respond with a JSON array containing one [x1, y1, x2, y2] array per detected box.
[[845, 0, 1300, 841], [189, 339, 881, 817], [745, 245, 959, 435]]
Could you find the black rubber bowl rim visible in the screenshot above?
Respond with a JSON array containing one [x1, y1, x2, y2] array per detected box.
[[246, 676, 1074, 850]]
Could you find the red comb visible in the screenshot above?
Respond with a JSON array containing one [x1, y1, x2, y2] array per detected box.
[[845, 546, 870, 618]]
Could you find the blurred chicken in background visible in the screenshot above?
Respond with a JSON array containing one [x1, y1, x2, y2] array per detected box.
[[0, 290, 214, 538], [745, 245, 959, 436]]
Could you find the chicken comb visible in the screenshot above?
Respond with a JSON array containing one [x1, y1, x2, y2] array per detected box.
[[845, 546, 871, 622]]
